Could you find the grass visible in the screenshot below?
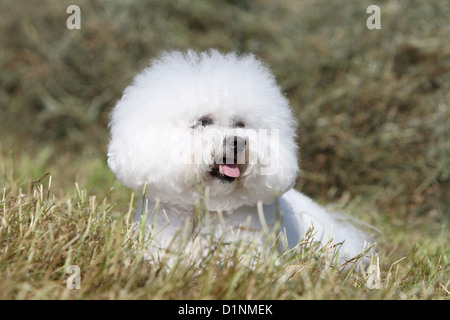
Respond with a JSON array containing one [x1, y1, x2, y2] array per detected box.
[[0, 149, 448, 299], [0, 0, 449, 299]]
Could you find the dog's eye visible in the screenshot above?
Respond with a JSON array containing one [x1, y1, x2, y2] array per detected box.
[[199, 115, 214, 126], [192, 115, 214, 129], [234, 120, 245, 128]]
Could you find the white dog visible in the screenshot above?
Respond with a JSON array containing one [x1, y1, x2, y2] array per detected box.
[[108, 50, 371, 265]]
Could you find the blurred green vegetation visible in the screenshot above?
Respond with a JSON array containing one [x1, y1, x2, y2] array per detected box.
[[1, 0, 449, 221]]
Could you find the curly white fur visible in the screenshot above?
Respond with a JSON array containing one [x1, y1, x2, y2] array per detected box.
[[108, 50, 372, 265]]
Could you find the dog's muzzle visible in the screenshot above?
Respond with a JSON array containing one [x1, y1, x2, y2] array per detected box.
[[209, 135, 247, 182]]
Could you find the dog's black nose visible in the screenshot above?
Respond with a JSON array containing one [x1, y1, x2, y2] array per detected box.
[[224, 135, 246, 152], [223, 135, 246, 164]]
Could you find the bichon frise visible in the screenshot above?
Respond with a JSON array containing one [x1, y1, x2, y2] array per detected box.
[[108, 50, 372, 265]]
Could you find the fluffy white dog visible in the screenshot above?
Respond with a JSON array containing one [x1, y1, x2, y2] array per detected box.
[[108, 50, 371, 265]]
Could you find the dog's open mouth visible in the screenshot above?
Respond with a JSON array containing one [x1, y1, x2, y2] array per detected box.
[[209, 160, 240, 182]]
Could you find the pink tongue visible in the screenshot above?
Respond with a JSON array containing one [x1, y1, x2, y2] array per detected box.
[[222, 164, 240, 178]]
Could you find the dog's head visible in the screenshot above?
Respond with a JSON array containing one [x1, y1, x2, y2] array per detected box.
[[108, 50, 299, 211]]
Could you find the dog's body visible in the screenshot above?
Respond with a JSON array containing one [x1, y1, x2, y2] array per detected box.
[[108, 50, 372, 265], [135, 189, 369, 264]]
